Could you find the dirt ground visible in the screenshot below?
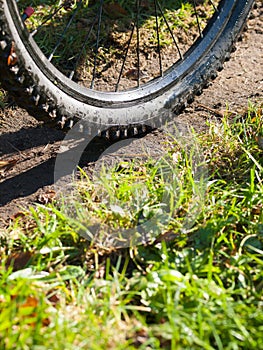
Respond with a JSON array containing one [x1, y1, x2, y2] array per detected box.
[[0, 2, 262, 228]]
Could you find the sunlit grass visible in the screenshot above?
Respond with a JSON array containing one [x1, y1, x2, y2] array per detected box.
[[0, 102, 262, 349]]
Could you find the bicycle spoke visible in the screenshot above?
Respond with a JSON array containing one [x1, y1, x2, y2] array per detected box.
[[156, 0, 182, 60], [115, 23, 136, 92], [90, 0, 104, 89], [136, 0, 140, 87], [18, 0, 220, 92], [192, 0, 203, 38], [69, 15, 98, 80], [154, 0, 163, 77], [209, 0, 218, 12], [48, 0, 83, 62], [31, 3, 66, 37]]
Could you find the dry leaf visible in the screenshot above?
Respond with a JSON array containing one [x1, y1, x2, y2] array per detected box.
[[37, 189, 56, 204], [11, 295, 50, 327], [22, 295, 38, 308], [48, 293, 60, 306], [6, 251, 33, 271], [103, 3, 127, 19], [124, 68, 147, 80], [10, 211, 26, 221]]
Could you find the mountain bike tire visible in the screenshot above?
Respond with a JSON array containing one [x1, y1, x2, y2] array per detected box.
[[0, 0, 254, 135]]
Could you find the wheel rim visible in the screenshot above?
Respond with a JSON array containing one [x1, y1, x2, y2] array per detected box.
[[11, 0, 234, 106]]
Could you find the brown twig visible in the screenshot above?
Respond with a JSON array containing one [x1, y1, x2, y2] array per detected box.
[[196, 103, 237, 118]]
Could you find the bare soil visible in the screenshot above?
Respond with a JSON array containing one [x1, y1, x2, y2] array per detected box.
[[0, 2, 262, 228]]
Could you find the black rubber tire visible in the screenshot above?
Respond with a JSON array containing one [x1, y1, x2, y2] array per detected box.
[[0, 0, 254, 132]]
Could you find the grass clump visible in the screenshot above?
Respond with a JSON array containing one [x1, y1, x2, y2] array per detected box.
[[0, 102, 263, 349]]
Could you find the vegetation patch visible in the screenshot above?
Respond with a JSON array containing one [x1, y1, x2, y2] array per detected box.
[[0, 102, 262, 349]]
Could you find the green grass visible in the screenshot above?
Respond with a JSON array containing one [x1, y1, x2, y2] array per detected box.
[[0, 102, 263, 349]]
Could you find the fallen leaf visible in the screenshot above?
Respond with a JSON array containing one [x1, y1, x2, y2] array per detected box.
[[103, 3, 127, 19], [10, 211, 26, 221], [22, 295, 38, 308], [6, 251, 33, 271], [37, 189, 56, 204], [48, 293, 60, 306], [124, 68, 147, 80], [12, 295, 50, 327]]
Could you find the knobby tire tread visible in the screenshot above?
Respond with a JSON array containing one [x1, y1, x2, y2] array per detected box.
[[0, 0, 255, 137]]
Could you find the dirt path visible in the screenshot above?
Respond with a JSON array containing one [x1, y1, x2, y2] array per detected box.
[[0, 2, 262, 227]]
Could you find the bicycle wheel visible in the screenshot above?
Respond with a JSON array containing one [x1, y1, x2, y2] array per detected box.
[[0, 0, 254, 133]]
